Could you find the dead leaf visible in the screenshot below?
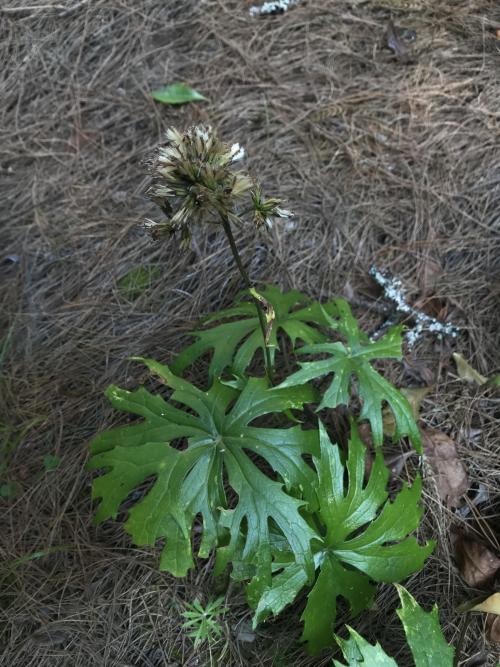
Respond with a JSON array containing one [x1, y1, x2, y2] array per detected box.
[[384, 450, 414, 479], [383, 387, 431, 437], [453, 353, 487, 385], [486, 614, 500, 643], [249, 288, 275, 344], [403, 357, 436, 385], [419, 255, 443, 296], [384, 20, 410, 63], [454, 535, 500, 588], [30, 624, 70, 647], [457, 593, 500, 616], [422, 428, 468, 507]]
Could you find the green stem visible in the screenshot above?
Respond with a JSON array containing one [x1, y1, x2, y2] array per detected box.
[[220, 215, 273, 383]]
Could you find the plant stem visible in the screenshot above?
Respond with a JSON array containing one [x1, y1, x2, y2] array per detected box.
[[220, 215, 273, 383]]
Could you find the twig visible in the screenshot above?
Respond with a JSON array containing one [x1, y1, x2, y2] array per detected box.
[[370, 266, 459, 347]]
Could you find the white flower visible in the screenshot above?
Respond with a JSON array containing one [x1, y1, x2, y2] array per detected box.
[[229, 143, 245, 162], [275, 207, 293, 218]]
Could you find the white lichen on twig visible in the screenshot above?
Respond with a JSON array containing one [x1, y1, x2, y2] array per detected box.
[[249, 0, 299, 17], [369, 266, 459, 347]]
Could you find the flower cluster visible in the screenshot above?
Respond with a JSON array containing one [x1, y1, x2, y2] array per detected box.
[[146, 126, 251, 248], [251, 187, 292, 228], [146, 126, 292, 248]]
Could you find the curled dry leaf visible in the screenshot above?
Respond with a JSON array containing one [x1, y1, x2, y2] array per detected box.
[[471, 593, 500, 616], [486, 614, 500, 643], [454, 535, 500, 588], [384, 20, 410, 63], [422, 428, 468, 508], [249, 287, 276, 344], [453, 353, 487, 385], [461, 592, 500, 615]]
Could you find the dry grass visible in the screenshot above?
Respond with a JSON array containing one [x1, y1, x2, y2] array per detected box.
[[1, 0, 500, 664]]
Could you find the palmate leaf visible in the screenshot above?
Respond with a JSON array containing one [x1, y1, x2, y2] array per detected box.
[[252, 423, 433, 655], [333, 585, 454, 666], [279, 299, 421, 451], [88, 358, 319, 582], [171, 285, 337, 380]]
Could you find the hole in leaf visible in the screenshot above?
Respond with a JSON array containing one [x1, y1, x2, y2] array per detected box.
[[169, 437, 188, 451], [242, 448, 275, 479], [117, 474, 157, 519]]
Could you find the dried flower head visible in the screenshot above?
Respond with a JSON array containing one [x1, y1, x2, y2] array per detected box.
[[251, 187, 293, 229], [146, 126, 253, 248]]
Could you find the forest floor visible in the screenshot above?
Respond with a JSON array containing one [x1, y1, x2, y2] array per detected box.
[[1, 0, 500, 665]]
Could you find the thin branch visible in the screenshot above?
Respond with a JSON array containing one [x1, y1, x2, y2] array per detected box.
[[370, 266, 459, 347]]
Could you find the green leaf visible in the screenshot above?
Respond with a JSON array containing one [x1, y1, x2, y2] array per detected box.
[[333, 626, 398, 666], [0, 481, 18, 498], [89, 358, 319, 582], [172, 285, 338, 380], [333, 586, 454, 666], [395, 585, 454, 667], [43, 454, 61, 471], [280, 299, 421, 451], [118, 265, 161, 299], [252, 423, 433, 654], [151, 83, 207, 105]]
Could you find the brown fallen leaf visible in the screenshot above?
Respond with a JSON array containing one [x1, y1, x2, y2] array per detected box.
[[384, 450, 414, 479], [422, 428, 468, 507], [419, 255, 443, 297], [454, 535, 500, 588], [486, 614, 500, 643]]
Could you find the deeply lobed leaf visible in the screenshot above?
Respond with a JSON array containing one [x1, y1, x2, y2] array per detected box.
[[171, 285, 338, 380], [89, 357, 319, 582], [252, 423, 433, 654], [279, 299, 421, 451]]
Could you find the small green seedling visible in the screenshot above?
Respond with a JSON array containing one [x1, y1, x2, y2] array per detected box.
[[181, 596, 228, 648], [117, 265, 161, 299], [43, 454, 61, 472]]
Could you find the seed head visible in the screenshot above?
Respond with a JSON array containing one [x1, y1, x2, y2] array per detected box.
[[251, 187, 293, 229], [146, 126, 253, 247]]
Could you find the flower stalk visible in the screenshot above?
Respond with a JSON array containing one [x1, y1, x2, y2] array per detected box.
[[220, 215, 274, 383], [145, 125, 294, 383]]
